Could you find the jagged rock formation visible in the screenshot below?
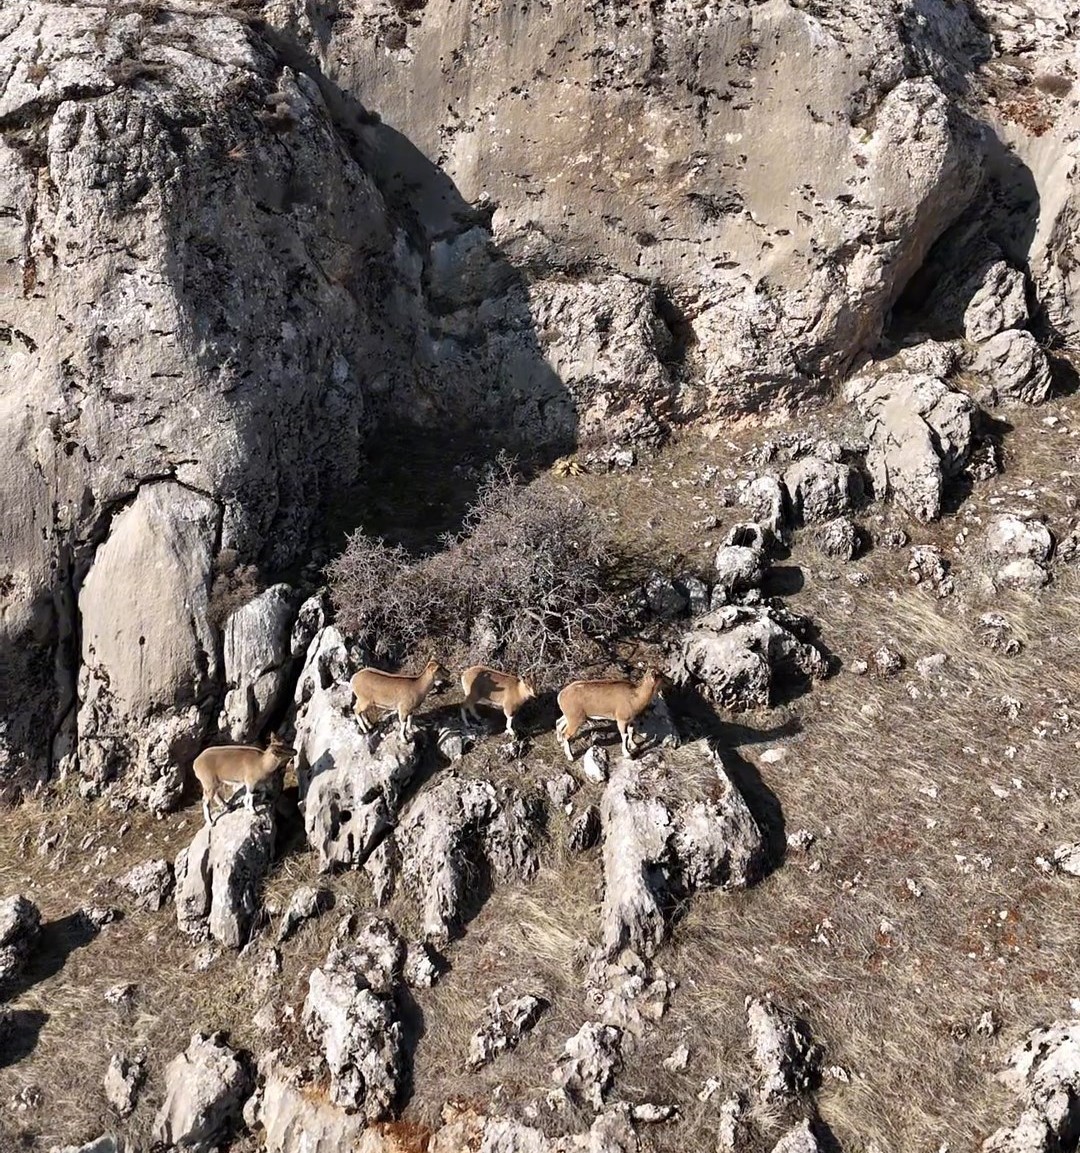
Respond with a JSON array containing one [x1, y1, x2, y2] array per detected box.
[[746, 996, 824, 1102], [219, 584, 296, 742], [600, 745, 765, 957], [983, 1019, 1080, 1153], [673, 604, 830, 710], [116, 859, 174, 912], [0, 894, 41, 985], [174, 806, 275, 948], [983, 514, 1054, 591], [467, 986, 548, 1070], [302, 919, 405, 1117], [103, 1052, 144, 1117], [388, 772, 543, 944], [152, 1031, 252, 1152]]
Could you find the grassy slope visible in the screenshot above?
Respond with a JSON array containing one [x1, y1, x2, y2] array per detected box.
[[3, 395, 1080, 1152]]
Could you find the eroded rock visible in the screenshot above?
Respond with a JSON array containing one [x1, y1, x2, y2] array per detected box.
[[219, 584, 296, 742], [0, 895, 41, 985], [152, 1031, 252, 1152], [104, 1052, 144, 1117], [973, 330, 1054, 406], [985, 515, 1053, 590], [815, 517, 860, 561], [174, 808, 275, 949], [116, 859, 174, 912], [784, 458, 862, 525], [673, 604, 831, 710], [553, 1023, 623, 1112], [276, 885, 332, 945], [712, 545, 767, 606], [746, 996, 823, 1101], [467, 986, 549, 1069]]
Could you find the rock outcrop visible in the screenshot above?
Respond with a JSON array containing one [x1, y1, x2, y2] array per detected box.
[[746, 996, 824, 1101], [467, 986, 549, 1070], [600, 746, 765, 957], [116, 859, 174, 912], [983, 1019, 1080, 1152], [302, 921, 405, 1118], [673, 604, 831, 710], [984, 514, 1054, 590], [390, 773, 543, 944], [0, 894, 41, 985], [174, 808, 275, 948], [152, 1031, 252, 1152], [103, 1052, 145, 1117], [219, 584, 296, 742]]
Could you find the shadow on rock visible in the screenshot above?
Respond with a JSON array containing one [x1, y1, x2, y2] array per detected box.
[[6, 911, 104, 1000]]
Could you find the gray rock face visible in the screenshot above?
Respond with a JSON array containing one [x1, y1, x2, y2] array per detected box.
[[104, 1052, 145, 1117], [985, 515, 1053, 590], [219, 584, 296, 743], [673, 605, 831, 710], [983, 1020, 1080, 1153], [246, 1061, 367, 1153], [152, 1031, 252, 1152], [0, 894, 41, 985], [323, 0, 983, 423], [302, 932, 404, 1117], [77, 482, 220, 812], [846, 370, 976, 521], [784, 458, 861, 525], [963, 260, 1029, 343], [746, 996, 823, 1101], [712, 545, 767, 606], [600, 746, 765, 958], [467, 986, 549, 1070], [553, 1023, 623, 1112], [738, 477, 787, 544], [294, 628, 421, 873], [116, 859, 174, 912], [644, 573, 688, 618], [393, 773, 542, 944], [973, 330, 1054, 405], [174, 807, 275, 949]]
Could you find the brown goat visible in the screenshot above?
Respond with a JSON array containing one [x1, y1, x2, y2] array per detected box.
[[555, 668, 669, 761], [193, 731, 297, 825], [460, 665, 537, 736], [350, 658, 450, 740]]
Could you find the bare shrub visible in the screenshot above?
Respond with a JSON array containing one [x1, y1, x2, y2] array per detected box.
[[207, 548, 264, 629], [327, 459, 619, 683]]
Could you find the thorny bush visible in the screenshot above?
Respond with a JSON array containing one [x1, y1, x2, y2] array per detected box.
[[327, 459, 620, 684]]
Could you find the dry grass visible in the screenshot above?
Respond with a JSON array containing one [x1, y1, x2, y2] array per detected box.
[[3, 398, 1080, 1151]]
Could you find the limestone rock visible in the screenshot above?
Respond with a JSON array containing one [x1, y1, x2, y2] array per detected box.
[[569, 805, 602, 853], [712, 545, 767, 606], [983, 1020, 1080, 1152], [738, 477, 787, 543], [0, 894, 41, 985], [394, 773, 542, 944], [985, 515, 1053, 590], [746, 996, 823, 1101], [77, 483, 220, 812], [908, 545, 953, 595], [964, 261, 1029, 343], [815, 517, 860, 561], [296, 653, 422, 871], [673, 605, 831, 710], [600, 747, 764, 958], [174, 807, 275, 949], [152, 1031, 252, 1152], [104, 1052, 145, 1117], [784, 458, 862, 525], [973, 330, 1054, 405], [467, 986, 549, 1069], [553, 1023, 623, 1112], [116, 859, 174, 912], [1052, 843, 1080, 876], [303, 935, 404, 1117], [846, 371, 975, 521], [246, 1060, 368, 1153], [675, 574, 712, 617], [219, 585, 296, 743]]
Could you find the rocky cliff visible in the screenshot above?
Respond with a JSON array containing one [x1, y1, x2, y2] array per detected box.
[[2, 0, 1078, 801]]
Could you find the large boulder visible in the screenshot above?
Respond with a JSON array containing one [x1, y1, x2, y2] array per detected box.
[[600, 745, 765, 958], [783, 458, 862, 526], [76, 482, 219, 812], [845, 370, 976, 521], [984, 515, 1053, 591], [152, 1031, 253, 1152], [972, 330, 1054, 406], [672, 604, 831, 710], [218, 584, 296, 742], [983, 1020, 1080, 1153], [963, 260, 1029, 343], [0, 894, 41, 985], [174, 807, 275, 949], [302, 921, 405, 1117]]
